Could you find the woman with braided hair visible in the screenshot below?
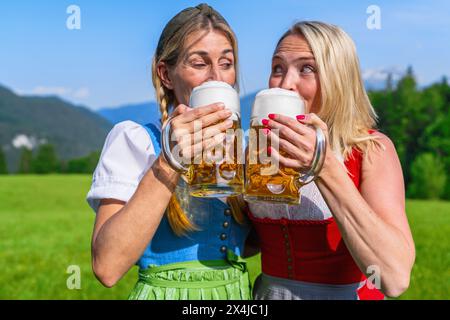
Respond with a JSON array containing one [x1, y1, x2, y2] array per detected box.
[[86, 4, 253, 300]]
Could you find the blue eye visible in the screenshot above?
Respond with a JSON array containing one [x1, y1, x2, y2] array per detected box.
[[272, 65, 283, 74], [301, 65, 315, 74]]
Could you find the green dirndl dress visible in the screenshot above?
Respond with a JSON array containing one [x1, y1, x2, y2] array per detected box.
[[128, 250, 252, 300]]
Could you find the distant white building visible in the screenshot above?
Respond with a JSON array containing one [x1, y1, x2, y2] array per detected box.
[[12, 134, 36, 150]]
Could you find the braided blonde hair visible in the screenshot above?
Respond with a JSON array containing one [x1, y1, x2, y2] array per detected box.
[[151, 5, 246, 236]]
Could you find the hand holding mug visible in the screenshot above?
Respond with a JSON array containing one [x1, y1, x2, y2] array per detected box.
[[166, 102, 234, 166], [262, 112, 328, 180]]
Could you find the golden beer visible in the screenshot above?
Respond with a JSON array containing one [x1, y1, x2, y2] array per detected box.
[[244, 88, 306, 205], [161, 81, 244, 198], [245, 125, 302, 204], [244, 88, 327, 205], [186, 120, 244, 197]]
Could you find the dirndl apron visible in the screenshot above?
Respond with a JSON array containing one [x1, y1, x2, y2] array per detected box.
[[128, 250, 252, 300]]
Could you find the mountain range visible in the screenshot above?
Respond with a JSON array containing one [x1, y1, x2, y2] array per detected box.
[[0, 85, 112, 173], [98, 92, 258, 130]]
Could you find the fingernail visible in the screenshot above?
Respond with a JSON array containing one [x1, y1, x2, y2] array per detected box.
[[218, 103, 225, 109], [262, 128, 270, 136], [268, 114, 276, 120], [296, 115, 306, 121], [267, 147, 272, 155], [262, 119, 269, 126]]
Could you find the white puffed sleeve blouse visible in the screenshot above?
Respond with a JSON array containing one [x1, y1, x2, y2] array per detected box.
[[86, 120, 158, 213]]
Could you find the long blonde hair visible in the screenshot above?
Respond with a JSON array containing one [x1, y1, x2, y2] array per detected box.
[[277, 21, 381, 160], [151, 4, 246, 236]]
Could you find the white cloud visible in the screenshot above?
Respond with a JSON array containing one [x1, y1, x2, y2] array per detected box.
[[17, 86, 90, 100], [31, 86, 71, 96], [362, 66, 405, 83]]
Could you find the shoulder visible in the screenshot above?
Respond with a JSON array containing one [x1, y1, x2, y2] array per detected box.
[[346, 131, 396, 165], [367, 131, 397, 159], [99, 120, 158, 171], [105, 120, 152, 147], [86, 121, 159, 212], [361, 131, 402, 178], [101, 120, 160, 159]]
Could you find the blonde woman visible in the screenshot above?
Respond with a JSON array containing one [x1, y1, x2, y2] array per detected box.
[[248, 21, 415, 300], [86, 4, 252, 300]]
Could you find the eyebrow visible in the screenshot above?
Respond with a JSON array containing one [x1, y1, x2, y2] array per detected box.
[[187, 49, 234, 58], [272, 54, 315, 62]]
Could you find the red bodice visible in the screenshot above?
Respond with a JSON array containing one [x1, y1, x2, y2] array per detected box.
[[248, 141, 384, 300]]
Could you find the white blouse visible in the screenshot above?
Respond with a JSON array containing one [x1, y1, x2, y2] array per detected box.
[[248, 150, 347, 221], [86, 121, 158, 213]]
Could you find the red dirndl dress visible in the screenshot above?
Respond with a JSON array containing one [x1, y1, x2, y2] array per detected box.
[[248, 143, 384, 300]]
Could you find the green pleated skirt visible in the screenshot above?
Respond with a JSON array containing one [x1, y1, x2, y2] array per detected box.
[[128, 251, 252, 300]]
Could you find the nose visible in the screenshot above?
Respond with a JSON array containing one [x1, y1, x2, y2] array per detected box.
[[279, 69, 298, 92], [207, 64, 223, 82]]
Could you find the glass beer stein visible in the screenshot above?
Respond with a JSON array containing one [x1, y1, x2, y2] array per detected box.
[[161, 81, 244, 198], [244, 88, 326, 205]]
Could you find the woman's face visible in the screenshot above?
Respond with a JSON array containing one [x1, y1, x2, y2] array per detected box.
[[269, 34, 321, 114], [167, 29, 236, 106]]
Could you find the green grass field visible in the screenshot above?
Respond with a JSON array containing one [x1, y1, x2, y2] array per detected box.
[[0, 175, 448, 299]]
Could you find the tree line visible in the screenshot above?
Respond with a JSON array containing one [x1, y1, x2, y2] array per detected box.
[[0, 144, 100, 175], [369, 67, 449, 200], [0, 68, 449, 200]]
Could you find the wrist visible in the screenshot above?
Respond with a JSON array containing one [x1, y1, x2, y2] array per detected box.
[[151, 155, 180, 191], [156, 154, 179, 175], [317, 148, 340, 181]]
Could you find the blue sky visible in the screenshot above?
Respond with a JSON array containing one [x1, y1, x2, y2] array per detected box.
[[0, 0, 449, 110]]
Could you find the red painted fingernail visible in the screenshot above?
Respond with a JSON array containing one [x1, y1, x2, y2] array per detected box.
[[268, 114, 276, 120], [262, 119, 269, 126], [267, 147, 272, 155], [296, 115, 306, 121], [262, 128, 270, 136]]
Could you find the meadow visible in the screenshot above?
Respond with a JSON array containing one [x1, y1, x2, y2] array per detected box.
[[0, 175, 448, 299]]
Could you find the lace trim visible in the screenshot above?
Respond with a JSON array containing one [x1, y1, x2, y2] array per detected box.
[[246, 208, 334, 225], [246, 150, 349, 222]]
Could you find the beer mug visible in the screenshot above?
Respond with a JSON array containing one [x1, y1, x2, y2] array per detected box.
[[244, 88, 326, 205], [161, 81, 244, 198]]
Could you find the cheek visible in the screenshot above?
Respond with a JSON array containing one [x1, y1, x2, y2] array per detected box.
[[172, 69, 207, 104], [298, 78, 319, 110], [268, 75, 279, 88], [182, 69, 208, 88], [223, 69, 236, 87]]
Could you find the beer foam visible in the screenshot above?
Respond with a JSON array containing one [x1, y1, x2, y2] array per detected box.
[[251, 88, 305, 125], [190, 81, 240, 121]]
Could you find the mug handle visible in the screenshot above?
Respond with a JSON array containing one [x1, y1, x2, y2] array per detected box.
[[161, 116, 190, 173], [298, 126, 327, 185]]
